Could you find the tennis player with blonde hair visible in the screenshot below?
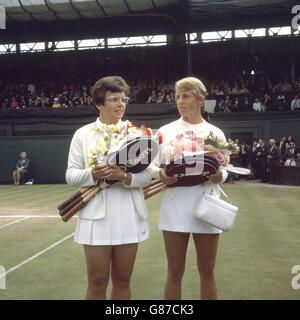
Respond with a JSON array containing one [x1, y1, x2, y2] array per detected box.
[[149, 77, 229, 300]]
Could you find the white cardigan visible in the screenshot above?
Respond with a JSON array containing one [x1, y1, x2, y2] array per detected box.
[[65, 118, 152, 220]]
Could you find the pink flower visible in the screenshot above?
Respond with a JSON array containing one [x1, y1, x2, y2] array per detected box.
[[176, 133, 184, 140], [173, 140, 185, 156], [209, 152, 227, 165], [185, 140, 201, 152], [196, 137, 203, 144], [219, 149, 231, 165], [185, 130, 194, 136]]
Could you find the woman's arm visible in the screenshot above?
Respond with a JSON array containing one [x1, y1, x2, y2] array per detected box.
[[123, 169, 153, 189], [16, 160, 21, 169], [147, 130, 166, 179], [23, 159, 30, 169], [106, 164, 152, 188], [65, 129, 97, 187]]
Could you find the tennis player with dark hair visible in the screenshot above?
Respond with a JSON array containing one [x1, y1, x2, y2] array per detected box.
[[149, 77, 229, 300], [65, 76, 152, 300]]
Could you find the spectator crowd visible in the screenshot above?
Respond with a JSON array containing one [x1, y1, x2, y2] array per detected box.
[[228, 135, 299, 185], [0, 44, 300, 111], [1, 76, 300, 112]]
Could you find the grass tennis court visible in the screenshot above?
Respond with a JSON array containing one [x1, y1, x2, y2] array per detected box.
[[0, 182, 299, 300]]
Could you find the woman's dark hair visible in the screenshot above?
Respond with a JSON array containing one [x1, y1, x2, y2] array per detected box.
[[90, 76, 130, 109]]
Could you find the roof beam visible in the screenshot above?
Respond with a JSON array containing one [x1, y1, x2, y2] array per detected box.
[[18, 0, 35, 21], [69, 0, 83, 19], [95, 0, 108, 16], [123, 0, 132, 13], [151, 0, 157, 9], [44, 0, 59, 20]]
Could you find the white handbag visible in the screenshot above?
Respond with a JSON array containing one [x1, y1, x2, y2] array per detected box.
[[193, 186, 238, 232]]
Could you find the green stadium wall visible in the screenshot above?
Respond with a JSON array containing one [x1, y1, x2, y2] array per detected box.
[[1, 104, 300, 184]]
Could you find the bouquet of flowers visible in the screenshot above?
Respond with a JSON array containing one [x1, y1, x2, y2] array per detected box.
[[144, 130, 242, 198], [161, 130, 238, 166], [58, 121, 155, 222], [87, 121, 153, 169]]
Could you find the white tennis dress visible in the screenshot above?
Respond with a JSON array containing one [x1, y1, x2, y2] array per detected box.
[[66, 118, 152, 246], [74, 184, 150, 246], [149, 117, 229, 234]]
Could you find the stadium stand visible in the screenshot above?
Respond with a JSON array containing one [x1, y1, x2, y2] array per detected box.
[[0, 0, 300, 184]]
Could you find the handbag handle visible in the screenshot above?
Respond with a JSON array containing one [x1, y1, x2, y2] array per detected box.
[[217, 185, 229, 199], [208, 184, 233, 205]]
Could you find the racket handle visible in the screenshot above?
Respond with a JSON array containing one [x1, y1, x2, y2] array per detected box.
[[59, 196, 82, 216], [62, 201, 86, 222], [61, 186, 101, 222], [144, 184, 167, 200], [57, 190, 82, 211]]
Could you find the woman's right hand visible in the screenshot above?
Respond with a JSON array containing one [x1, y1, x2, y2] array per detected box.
[[92, 164, 113, 182], [159, 168, 178, 185]]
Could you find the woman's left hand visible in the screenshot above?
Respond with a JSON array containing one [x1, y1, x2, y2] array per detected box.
[[107, 164, 125, 181], [207, 171, 223, 184]]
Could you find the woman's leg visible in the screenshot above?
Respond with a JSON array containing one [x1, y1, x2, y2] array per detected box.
[[13, 171, 17, 185], [83, 244, 112, 300], [110, 243, 138, 300], [192, 233, 220, 300], [162, 231, 190, 300], [16, 172, 21, 185]]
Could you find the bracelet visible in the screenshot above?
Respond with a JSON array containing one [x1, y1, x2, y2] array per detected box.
[[121, 172, 127, 184]]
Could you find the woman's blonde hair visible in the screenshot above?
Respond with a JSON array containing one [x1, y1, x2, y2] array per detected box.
[[175, 77, 207, 101]]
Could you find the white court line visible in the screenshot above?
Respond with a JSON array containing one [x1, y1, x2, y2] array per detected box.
[[0, 215, 78, 218], [0, 217, 31, 230], [0, 232, 75, 280]]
